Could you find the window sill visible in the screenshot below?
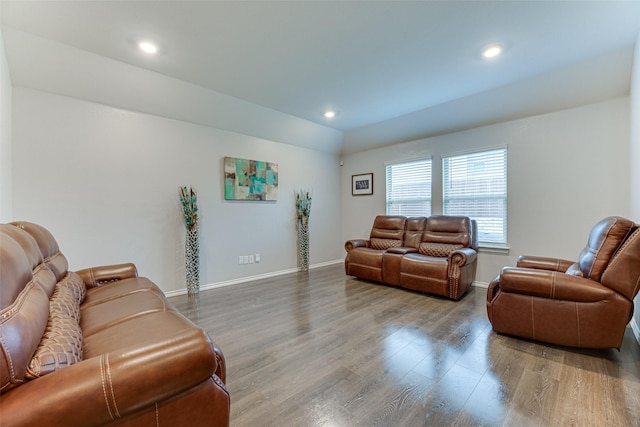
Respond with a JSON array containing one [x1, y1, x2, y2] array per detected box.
[[478, 244, 510, 255]]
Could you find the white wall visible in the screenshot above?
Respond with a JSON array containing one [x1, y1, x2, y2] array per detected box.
[[12, 88, 343, 293], [631, 31, 640, 336], [341, 97, 630, 284], [0, 28, 12, 222]]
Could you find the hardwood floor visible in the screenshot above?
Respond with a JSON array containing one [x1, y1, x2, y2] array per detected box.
[[169, 264, 640, 427]]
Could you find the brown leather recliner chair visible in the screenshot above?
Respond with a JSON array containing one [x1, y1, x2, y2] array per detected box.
[[487, 216, 640, 349]]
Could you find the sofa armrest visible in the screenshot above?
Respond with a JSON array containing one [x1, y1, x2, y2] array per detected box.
[[76, 263, 138, 288], [345, 239, 368, 252], [448, 247, 477, 266], [516, 255, 575, 272], [499, 267, 615, 302], [0, 328, 219, 427]]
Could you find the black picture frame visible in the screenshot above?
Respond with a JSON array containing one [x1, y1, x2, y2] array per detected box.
[[352, 173, 373, 196]]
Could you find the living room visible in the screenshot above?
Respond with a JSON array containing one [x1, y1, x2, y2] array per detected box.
[[1, 1, 640, 426]]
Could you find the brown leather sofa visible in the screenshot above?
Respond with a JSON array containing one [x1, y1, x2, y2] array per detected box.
[[345, 215, 478, 300], [487, 216, 640, 349], [0, 222, 230, 426]]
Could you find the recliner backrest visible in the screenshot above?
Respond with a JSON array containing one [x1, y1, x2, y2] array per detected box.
[[577, 216, 636, 282], [418, 216, 474, 257], [601, 226, 640, 300], [368, 216, 407, 250], [421, 216, 473, 245], [403, 217, 427, 249], [11, 222, 69, 282], [0, 224, 57, 394]]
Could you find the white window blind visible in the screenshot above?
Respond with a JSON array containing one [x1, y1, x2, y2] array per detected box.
[[442, 148, 507, 245], [386, 159, 432, 216]]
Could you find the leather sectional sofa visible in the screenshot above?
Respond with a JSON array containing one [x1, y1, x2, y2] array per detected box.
[[345, 215, 478, 300], [0, 222, 230, 426]]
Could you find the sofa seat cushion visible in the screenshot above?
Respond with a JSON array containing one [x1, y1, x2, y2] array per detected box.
[[81, 288, 173, 337], [399, 254, 449, 294], [26, 272, 85, 379], [401, 254, 449, 281], [82, 310, 203, 358], [82, 277, 162, 308], [346, 248, 385, 282], [347, 247, 384, 267], [418, 242, 463, 257]]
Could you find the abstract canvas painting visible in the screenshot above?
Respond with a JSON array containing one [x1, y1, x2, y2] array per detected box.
[[224, 156, 278, 201]]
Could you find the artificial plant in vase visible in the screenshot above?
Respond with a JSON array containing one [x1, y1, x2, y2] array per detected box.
[[179, 186, 200, 296], [295, 190, 312, 272]]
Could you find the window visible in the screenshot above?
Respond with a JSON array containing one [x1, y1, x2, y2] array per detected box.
[[442, 148, 507, 246], [386, 159, 432, 216]]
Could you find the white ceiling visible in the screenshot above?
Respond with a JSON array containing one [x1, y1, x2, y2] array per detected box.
[[2, 1, 640, 154]]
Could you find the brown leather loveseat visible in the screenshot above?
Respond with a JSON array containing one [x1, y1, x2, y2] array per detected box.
[[345, 215, 478, 300], [487, 216, 640, 349], [0, 222, 230, 426]]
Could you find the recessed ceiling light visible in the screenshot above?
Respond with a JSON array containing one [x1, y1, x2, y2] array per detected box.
[[138, 41, 159, 55], [482, 44, 503, 59], [323, 110, 336, 119]]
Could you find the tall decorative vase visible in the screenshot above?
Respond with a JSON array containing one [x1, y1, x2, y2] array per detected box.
[[297, 216, 310, 272], [185, 225, 200, 297], [179, 186, 199, 297]]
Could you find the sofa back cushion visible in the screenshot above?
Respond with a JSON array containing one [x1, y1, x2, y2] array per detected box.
[[0, 226, 54, 393], [421, 216, 473, 247], [11, 222, 69, 282], [577, 216, 636, 282], [369, 216, 407, 250], [403, 217, 427, 249], [600, 227, 640, 300]]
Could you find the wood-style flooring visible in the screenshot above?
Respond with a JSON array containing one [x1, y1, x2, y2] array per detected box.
[[169, 264, 640, 427]]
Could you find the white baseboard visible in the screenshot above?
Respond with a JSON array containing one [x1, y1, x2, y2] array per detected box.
[[472, 281, 489, 288], [165, 259, 343, 298], [631, 316, 640, 346]]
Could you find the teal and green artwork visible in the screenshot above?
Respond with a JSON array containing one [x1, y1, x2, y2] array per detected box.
[[224, 156, 278, 201]]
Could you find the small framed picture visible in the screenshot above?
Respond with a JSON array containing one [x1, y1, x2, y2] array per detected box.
[[352, 173, 373, 196]]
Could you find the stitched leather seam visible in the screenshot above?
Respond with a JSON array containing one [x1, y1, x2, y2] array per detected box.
[[575, 303, 580, 346], [155, 402, 160, 427], [100, 354, 115, 420], [105, 354, 120, 418], [0, 280, 47, 381], [89, 268, 96, 287], [530, 297, 535, 339], [0, 334, 16, 381]]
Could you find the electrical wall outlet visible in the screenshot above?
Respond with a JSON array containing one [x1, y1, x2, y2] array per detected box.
[[239, 254, 260, 265]]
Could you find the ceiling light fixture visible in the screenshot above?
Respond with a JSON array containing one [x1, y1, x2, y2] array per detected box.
[[323, 110, 336, 119], [138, 41, 159, 55], [482, 44, 503, 59]]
